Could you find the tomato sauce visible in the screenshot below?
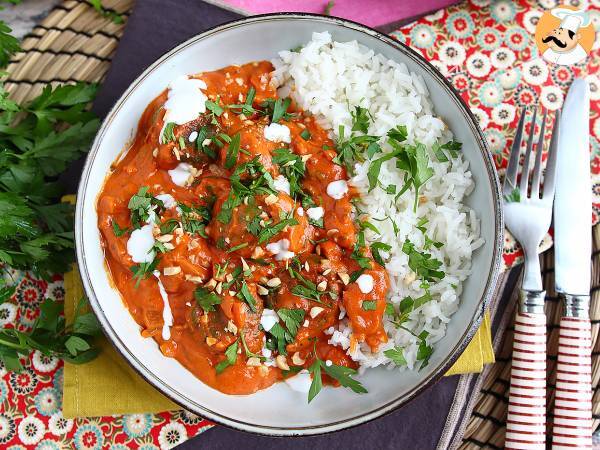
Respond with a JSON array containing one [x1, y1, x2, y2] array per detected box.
[[97, 61, 390, 394]]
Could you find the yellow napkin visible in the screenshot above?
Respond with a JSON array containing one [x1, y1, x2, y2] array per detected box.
[[62, 268, 494, 418]]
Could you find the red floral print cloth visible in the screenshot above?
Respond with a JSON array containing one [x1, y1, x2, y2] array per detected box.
[[1, 0, 599, 448]]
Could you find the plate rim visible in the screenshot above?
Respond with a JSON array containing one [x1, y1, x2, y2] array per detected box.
[[75, 12, 504, 436]]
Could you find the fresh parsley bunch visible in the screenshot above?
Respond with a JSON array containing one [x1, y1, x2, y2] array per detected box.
[[0, 82, 99, 278], [0, 283, 102, 371]]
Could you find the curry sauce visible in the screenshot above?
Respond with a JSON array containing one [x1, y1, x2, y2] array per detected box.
[[97, 61, 389, 395]]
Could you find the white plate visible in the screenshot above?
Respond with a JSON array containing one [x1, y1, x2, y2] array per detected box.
[[76, 14, 503, 436]]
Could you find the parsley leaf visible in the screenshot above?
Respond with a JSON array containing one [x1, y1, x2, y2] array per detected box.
[[0, 294, 101, 372], [384, 347, 407, 366], [215, 340, 238, 374], [307, 344, 367, 403], [161, 122, 176, 144], [0, 80, 99, 277], [224, 133, 240, 169], [351, 106, 371, 134], [236, 282, 257, 312], [370, 242, 391, 266], [257, 211, 298, 245], [362, 300, 377, 311], [205, 97, 224, 117], [194, 287, 221, 313], [112, 220, 129, 237], [308, 358, 323, 403], [263, 97, 292, 123], [277, 308, 305, 337], [130, 259, 159, 288], [401, 240, 445, 282]]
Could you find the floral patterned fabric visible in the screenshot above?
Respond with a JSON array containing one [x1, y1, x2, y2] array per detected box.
[[394, 0, 600, 270], [0, 270, 212, 449], [2, 0, 600, 448]]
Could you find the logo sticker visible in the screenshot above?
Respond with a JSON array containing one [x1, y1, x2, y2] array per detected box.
[[535, 5, 595, 66]]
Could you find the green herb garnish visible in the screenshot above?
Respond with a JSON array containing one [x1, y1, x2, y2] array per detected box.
[[362, 300, 377, 311], [215, 340, 238, 374], [224, 133, 240, 169], [194, 287, 221, 313], [308, 342, 367, 403]]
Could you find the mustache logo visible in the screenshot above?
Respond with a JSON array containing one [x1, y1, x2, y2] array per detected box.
[[542, 34, 568, 48]]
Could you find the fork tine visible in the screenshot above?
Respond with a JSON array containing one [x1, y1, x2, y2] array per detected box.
[[519, 108, 538, 196], [530, 109, 547, 199], [503, 107, 527, 195], [542, 109, 560, 201]]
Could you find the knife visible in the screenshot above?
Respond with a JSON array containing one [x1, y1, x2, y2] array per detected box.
[[552, 78, 592, 450]]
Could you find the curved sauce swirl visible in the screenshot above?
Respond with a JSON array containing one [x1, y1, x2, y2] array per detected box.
[[97, 61, 389, 394]]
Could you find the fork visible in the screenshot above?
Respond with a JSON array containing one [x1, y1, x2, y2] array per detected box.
[[503, 107, 559, 450]]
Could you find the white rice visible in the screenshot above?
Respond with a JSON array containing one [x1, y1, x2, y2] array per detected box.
[[272, 32, 483, 371]]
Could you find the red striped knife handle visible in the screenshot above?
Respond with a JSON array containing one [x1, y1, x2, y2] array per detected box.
[[552, 317, 593, 449], [506, 311, 547, 450]]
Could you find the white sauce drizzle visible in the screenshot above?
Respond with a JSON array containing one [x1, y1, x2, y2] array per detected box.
[[126, 224, 155, 263], [273, 175, 291, 195], [155, 193, 176, 209], [260, 309, 279, 332], [163, 76, 208, 126], [153, 271, 173, 340], [265, 239, 295, 261], [306, 206, 324, 221], [168, 162, 193, 187], [326, 180, 348, 200], [356, 274, 375, 294], [263, 123, 291, 143]]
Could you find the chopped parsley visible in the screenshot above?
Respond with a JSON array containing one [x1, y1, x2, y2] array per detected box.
[[370, 242, 391, 266], [215, 340, 238, 374], [272, 148, 306, 197], [161, 122, 176, 144], [401, 240, 445, 282], [205, 97, 224, 117], [236, 281, 257, 312], [264, 308, 304, 355], [351, 106, 371, 134], [362, 300, 377, 311], [178, 199, 213, 237], [111, 221, 129, 237], [308, 343, 367, 403], [300, 129, 311, 140], [384, 347, 407, 366], [432, 140, 461, 162], [262, 97, 293, 123], [130, 259, 159, 288], [226, 87, 257, 116], [333, 124, 381, 174], [224, 133, 241, 169], [257, 211, 298, 245], [194, 287, 221, 313], [217, 157, 277, 224], [127, 187, 164, 229]]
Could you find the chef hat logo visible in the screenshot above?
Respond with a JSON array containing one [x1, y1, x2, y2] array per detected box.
[[534, 4, 595, 66], [552, 7, 591, 33]]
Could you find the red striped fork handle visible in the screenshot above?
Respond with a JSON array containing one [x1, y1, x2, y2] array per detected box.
[[552, 315, 593, 449], [506, 310, 547, 450]]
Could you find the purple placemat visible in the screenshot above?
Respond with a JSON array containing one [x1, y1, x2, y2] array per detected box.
[[83, 1, 512, 448]]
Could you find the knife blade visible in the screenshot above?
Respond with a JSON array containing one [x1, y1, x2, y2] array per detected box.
[[554, 78, 591, 297]]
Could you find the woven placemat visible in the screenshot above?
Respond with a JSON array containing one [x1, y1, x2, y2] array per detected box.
[[460, 227, 600, 449], [4, 1, 598, 448]]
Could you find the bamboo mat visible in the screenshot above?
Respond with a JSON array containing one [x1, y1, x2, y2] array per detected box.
[[4, 1, 598, 448]]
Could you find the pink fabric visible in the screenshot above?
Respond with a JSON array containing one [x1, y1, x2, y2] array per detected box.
[[218, 0, 456, 27]]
